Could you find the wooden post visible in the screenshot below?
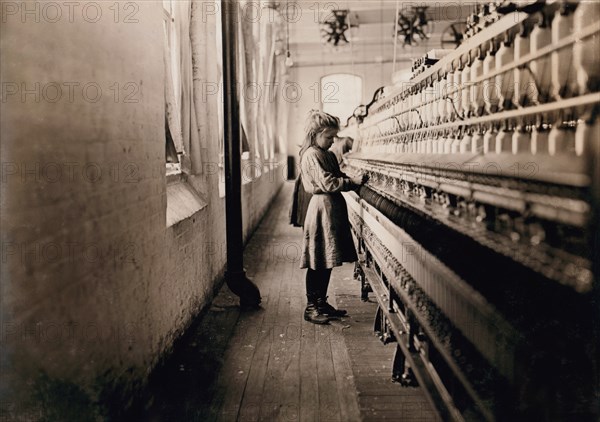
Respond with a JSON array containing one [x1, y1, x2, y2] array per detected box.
[[221, 0, 261, 309]]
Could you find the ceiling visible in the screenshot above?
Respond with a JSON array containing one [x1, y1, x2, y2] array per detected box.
[[283, 0, 480, 68]]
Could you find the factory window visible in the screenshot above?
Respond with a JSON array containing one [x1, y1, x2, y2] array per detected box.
[[321, 74, 363, 123], [164, 0, 183, 174]]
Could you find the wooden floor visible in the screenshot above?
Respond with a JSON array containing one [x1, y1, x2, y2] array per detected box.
[[142, 182, 435, 421]]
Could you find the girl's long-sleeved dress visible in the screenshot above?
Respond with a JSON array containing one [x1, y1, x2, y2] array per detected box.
[[300, 146, 358, 270]]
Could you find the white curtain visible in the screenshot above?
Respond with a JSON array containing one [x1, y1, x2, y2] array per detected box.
[[165, 0, 204, 171], [164, 16, 184, 154]]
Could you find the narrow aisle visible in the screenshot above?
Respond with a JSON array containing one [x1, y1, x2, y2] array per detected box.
[[213, 181, 360, 421], [141, 182, 433, 422], [212, 182, 433, 421]]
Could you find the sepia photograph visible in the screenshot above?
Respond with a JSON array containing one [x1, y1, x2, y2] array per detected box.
[[1, 0, 599, 420]]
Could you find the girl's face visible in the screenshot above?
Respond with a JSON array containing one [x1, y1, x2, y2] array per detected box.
[[315, 127, 338, 150]]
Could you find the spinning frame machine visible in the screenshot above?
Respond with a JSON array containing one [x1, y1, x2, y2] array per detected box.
[[339, 3, 600, 420]]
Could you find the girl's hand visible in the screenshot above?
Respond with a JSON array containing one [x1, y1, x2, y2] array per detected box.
[[350, 175, 364, 185]]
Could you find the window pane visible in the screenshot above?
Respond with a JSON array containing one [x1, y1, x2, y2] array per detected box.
[[321, 74, 363, 123]]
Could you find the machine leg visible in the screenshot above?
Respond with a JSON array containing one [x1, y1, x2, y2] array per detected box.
[[374, 305, 383, 337], [392, 344, 419, 387], [354, 263, 372, 301], [361, 279, 372, 302], [373, 306, 396, 344]]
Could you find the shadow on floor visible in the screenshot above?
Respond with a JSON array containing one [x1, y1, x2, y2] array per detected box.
[[132, 285, 250, 422]]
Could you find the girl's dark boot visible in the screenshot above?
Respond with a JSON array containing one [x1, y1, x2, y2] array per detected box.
[[316, 296, 347, 318], [304, 293, 330, 324], [316, 272, 347, 318]]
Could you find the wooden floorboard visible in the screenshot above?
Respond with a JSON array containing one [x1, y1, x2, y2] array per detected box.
[[278, 294, 302, 421], [299, 323, 319, 422], [316, 326, 342, 422], [258, 292, 292, 421], [330, 324, 362, 422]]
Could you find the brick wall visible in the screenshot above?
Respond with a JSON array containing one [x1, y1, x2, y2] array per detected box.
[[0, 2, 283, 419]]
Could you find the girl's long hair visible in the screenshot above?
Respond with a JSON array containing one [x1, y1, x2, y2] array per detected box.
[[299, 109, 340, 158]]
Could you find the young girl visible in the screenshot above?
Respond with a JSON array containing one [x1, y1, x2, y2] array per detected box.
[[299, 110, 366, 324]]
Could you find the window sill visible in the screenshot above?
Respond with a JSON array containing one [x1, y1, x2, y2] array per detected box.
[[166, 170, 184, 185], [166, 162, 182, 176], [166, 173, 208, 227]]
